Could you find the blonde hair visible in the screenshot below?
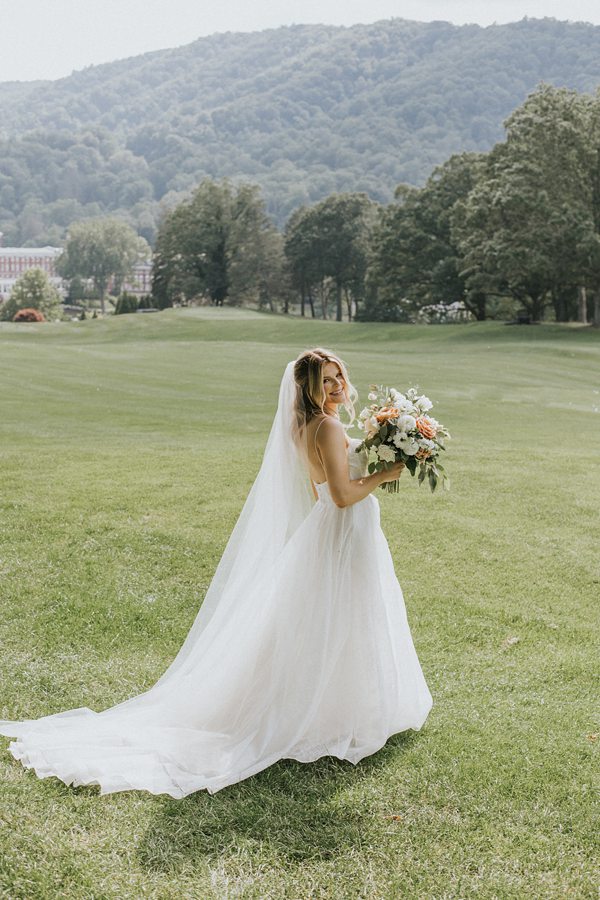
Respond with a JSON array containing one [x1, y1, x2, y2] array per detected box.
[[292, 348, 357, 445]]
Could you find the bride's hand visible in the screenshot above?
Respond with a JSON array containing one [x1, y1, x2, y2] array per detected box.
[[380, 461, 406, 483]]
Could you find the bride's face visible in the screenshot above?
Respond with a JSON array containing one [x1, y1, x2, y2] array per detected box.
[[322, 361, 346, 411]]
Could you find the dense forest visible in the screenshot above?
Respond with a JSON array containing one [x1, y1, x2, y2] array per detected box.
[[1, 16, 599, 246]]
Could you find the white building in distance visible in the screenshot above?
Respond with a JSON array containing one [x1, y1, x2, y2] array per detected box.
[[0, 238, 152, 302], [0, 245, 64, 300]]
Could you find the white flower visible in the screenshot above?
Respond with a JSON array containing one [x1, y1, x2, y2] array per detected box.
[[415, 395, 433, 412], [368, 392, 378, 401], [418, 438, 436, 452], [392, 431, 407, 448], [403, 441, 420, 456], [389, 388, 406, 403], [396, 398, 414, 414], [397, 414, 416, 433], [377, 444, 396, 463], [390, 388, 411, 412], [359, 407, 371, 420], [395, 437, 419, 455]]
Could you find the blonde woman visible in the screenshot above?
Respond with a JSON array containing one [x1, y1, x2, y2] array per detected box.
[[1, 349, 432, 797]]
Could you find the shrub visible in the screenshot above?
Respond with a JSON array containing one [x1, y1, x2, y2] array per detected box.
[[13, 307, 46, 322], [137, 294, 157, 309], [114, 292, 139, 315]]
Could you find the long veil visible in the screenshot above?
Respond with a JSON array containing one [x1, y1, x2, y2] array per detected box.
[[1, 361, 313, 716], [153, 359, 314, 687]]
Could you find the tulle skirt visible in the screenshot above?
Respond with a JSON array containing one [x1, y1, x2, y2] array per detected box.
[[0, 485, 432, 797]]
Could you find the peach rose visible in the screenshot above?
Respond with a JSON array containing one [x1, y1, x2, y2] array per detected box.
[[416, 448, 432, 460], [375, 406, 399, 423], [415, 416, 436, 439]]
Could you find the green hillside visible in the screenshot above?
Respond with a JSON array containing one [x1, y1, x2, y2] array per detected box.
[[1, 17, 599, 244]]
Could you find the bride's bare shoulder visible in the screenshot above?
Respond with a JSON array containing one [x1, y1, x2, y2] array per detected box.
[[310, 415, 346, 446]]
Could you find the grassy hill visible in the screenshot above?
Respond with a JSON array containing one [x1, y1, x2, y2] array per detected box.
[[0, 310, 598, 897], [1, 17, 600, 244]]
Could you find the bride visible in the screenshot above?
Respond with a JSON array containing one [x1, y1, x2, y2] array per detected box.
[[0, 347, 433, 797]]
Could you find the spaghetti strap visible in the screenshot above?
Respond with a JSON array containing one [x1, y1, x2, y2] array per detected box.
[[312, 416, 330, 472], [313, 416, 328, 454]]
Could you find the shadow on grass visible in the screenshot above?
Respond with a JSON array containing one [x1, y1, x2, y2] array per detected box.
[[135, 730, 416, 872]]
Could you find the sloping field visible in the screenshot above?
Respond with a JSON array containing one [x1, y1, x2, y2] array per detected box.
[[0, 310, 598, 898]]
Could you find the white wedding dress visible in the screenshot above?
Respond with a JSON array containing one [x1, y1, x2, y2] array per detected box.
[[0, 368, 433, 798]]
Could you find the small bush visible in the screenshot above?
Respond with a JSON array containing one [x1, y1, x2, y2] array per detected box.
[[137, 294, 157, 310], [13, 307, 46, 322], [114, 292, 139, 315]]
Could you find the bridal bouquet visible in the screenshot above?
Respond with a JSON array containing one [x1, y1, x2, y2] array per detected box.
[[356, 385, 450, 493]]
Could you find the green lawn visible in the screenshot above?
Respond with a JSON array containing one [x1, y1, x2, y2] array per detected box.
[[0, 309, 598, 899]]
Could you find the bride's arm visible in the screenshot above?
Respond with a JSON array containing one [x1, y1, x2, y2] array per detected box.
[[317, 417, 404, 508]]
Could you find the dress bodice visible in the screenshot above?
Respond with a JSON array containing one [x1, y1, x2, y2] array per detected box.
[[314, 436, 368, 503]]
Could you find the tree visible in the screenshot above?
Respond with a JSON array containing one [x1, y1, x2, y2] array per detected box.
[[284, 193, 375, 321], [454, 85, 598, 322], [284, 206, 322, 318], [56, 217, 149, 313], [582, 89, 600, 326], [228, 183, 287, 310], [315, 193, 376, 321], [152, 178, 282, 309], [0, 268, 62, 321], [365, 153, 485, 321], [254, 228, 291, 313]]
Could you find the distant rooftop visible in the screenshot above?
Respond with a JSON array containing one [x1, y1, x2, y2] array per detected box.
[[0, 246, 62, 256]]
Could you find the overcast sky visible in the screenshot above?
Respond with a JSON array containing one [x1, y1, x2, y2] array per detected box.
[[1, 0, 599, 83]]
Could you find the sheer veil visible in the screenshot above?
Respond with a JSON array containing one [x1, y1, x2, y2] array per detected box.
[[0, 360, 314, 717], [153, 360, 314, 687]]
